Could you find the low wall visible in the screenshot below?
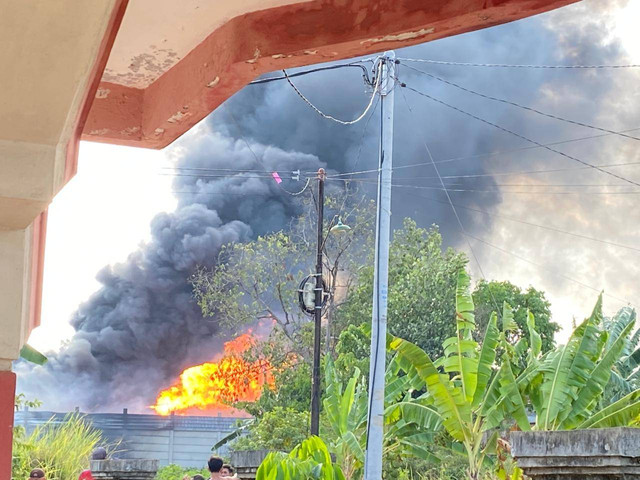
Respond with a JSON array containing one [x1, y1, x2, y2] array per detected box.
[[511, 428, 640, 479]]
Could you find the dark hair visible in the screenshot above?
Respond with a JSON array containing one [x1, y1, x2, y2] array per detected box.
[[193, 475, 206, 480], [29, 468, 46, 479], [91, 447, 107, 460], [208, 456, 224, 472], [222, 464, 235, 474]]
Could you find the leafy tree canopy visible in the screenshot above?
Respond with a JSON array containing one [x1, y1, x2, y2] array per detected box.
[[473, 280, 559, 353], [231, 407, 310, 453], [335, 219, 468, 359]]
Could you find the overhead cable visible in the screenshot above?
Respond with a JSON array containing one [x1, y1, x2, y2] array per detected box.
[[397, 58, 640, 69], [225, 104, 310, 196], [281, 58, 381, 125], [417, 193, 640, 254], [400, 81, 640, 188], [399, 88, 501, 312], [402, 64, 640, 142], [395, 188, 635, 306], [326, 130, 640, 177], [250, 62, 372, 85]]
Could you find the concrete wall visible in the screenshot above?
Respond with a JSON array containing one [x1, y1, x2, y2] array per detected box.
[[15, 410, 244, 468]]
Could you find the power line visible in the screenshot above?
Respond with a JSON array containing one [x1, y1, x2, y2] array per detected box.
[[399, 88, 501, 313], [400, 81, 640, 188], [416, 193, 640, 254], [160, 173, 277, 179], [162, 166, 282, 174], [249, 61, 372, 85], [327, 177, 640, 195], [402, 64, 640, 142], [224, 103, 311, 196], [325, 132, 640, 178], [397, 57, 640, 69], [465, 233, 633, 307], [281, 58, 381, 125], [393, 188, 634, 307]]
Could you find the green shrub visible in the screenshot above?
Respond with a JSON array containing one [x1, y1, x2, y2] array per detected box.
[[155, 464, 209, 480]]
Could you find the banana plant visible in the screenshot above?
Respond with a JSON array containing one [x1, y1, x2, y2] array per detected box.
[[601, 306, 639, 402], [390, 269, 518, 480], [323, 357, 442, 479], [256, 436, 346, 480], [514, 295, 640, 430]]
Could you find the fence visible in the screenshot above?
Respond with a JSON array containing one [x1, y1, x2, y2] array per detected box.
[[14, 409, 245, 468]]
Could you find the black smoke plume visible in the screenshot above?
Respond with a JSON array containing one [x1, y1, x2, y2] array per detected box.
[[17, 0, 637, 410]]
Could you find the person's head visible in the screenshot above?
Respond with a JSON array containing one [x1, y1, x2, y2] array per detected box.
[[208, 456, 224, 473], [220, 464, 234, 477], [91, 447, 107, 460], [28, 468, 45, 480], [193, 475, 206, 480]]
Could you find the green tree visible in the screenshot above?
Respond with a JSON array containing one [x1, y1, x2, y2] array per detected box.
[[336, 220, 468, 359], [473, 280, 558, 353], [192, 193, 375, 359], [231, 407, 310, 453]]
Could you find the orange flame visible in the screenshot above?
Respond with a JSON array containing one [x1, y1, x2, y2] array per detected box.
[[152, 333, 274, 416]]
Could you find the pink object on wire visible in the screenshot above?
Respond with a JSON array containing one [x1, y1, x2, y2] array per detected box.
[[271, 172, 283, 184]]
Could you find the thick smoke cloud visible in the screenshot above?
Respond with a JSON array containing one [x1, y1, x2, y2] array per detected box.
[[17, 0, 639, 410], [16, 133, 327, 411]]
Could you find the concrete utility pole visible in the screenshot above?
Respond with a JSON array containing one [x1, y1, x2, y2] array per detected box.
[[310, 167, 326, 436], [364, 51, 395, 480]]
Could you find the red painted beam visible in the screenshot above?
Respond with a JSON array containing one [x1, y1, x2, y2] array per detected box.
[[83, 0, 579, 149], [0, 371, 16, 480]]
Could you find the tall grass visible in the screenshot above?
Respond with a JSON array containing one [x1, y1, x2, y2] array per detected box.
[[12, 413, 107, 480]]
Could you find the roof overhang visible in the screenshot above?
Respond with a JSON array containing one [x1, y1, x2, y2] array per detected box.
[[82, 0, 580, 150]]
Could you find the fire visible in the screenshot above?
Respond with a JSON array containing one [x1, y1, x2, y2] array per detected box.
[[152, 333, 274, 416]]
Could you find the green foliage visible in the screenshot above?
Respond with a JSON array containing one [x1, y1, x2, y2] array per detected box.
[[322, 353, 444, 479], [192, 193, 375, 359], [155, 464, 209, 480], [391, 269, 535, 479], [237, 328, 313, 417], [14, 393, 42, 411], [12, 413, 109, 480], [336, 220, 468, 359], [256, 436, 345, 480], [473, 280, 558, 354], [231, 407, 310, 453], [602, 306, 639, 403], [334, 324, 372, 382]]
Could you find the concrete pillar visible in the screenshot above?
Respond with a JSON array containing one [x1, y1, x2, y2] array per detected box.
[[0, 227, 35, 479]]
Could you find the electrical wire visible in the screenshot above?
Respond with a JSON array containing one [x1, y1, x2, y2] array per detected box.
[[160, 173, 278, 179], [391, 187, 635, 307], [250, 62, 372, 85], [400, 81, 640, 188], [325, 131, 640, 178], [162, 166, 284, 174], [414, 193, 640, 254], [282, 57, 381, 125], [402, 64, 640, 142], [328, 179, 640, 195], [400, 89, 501, 313], [397, 58, 640, 69], [225, 104, 311, 196]]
